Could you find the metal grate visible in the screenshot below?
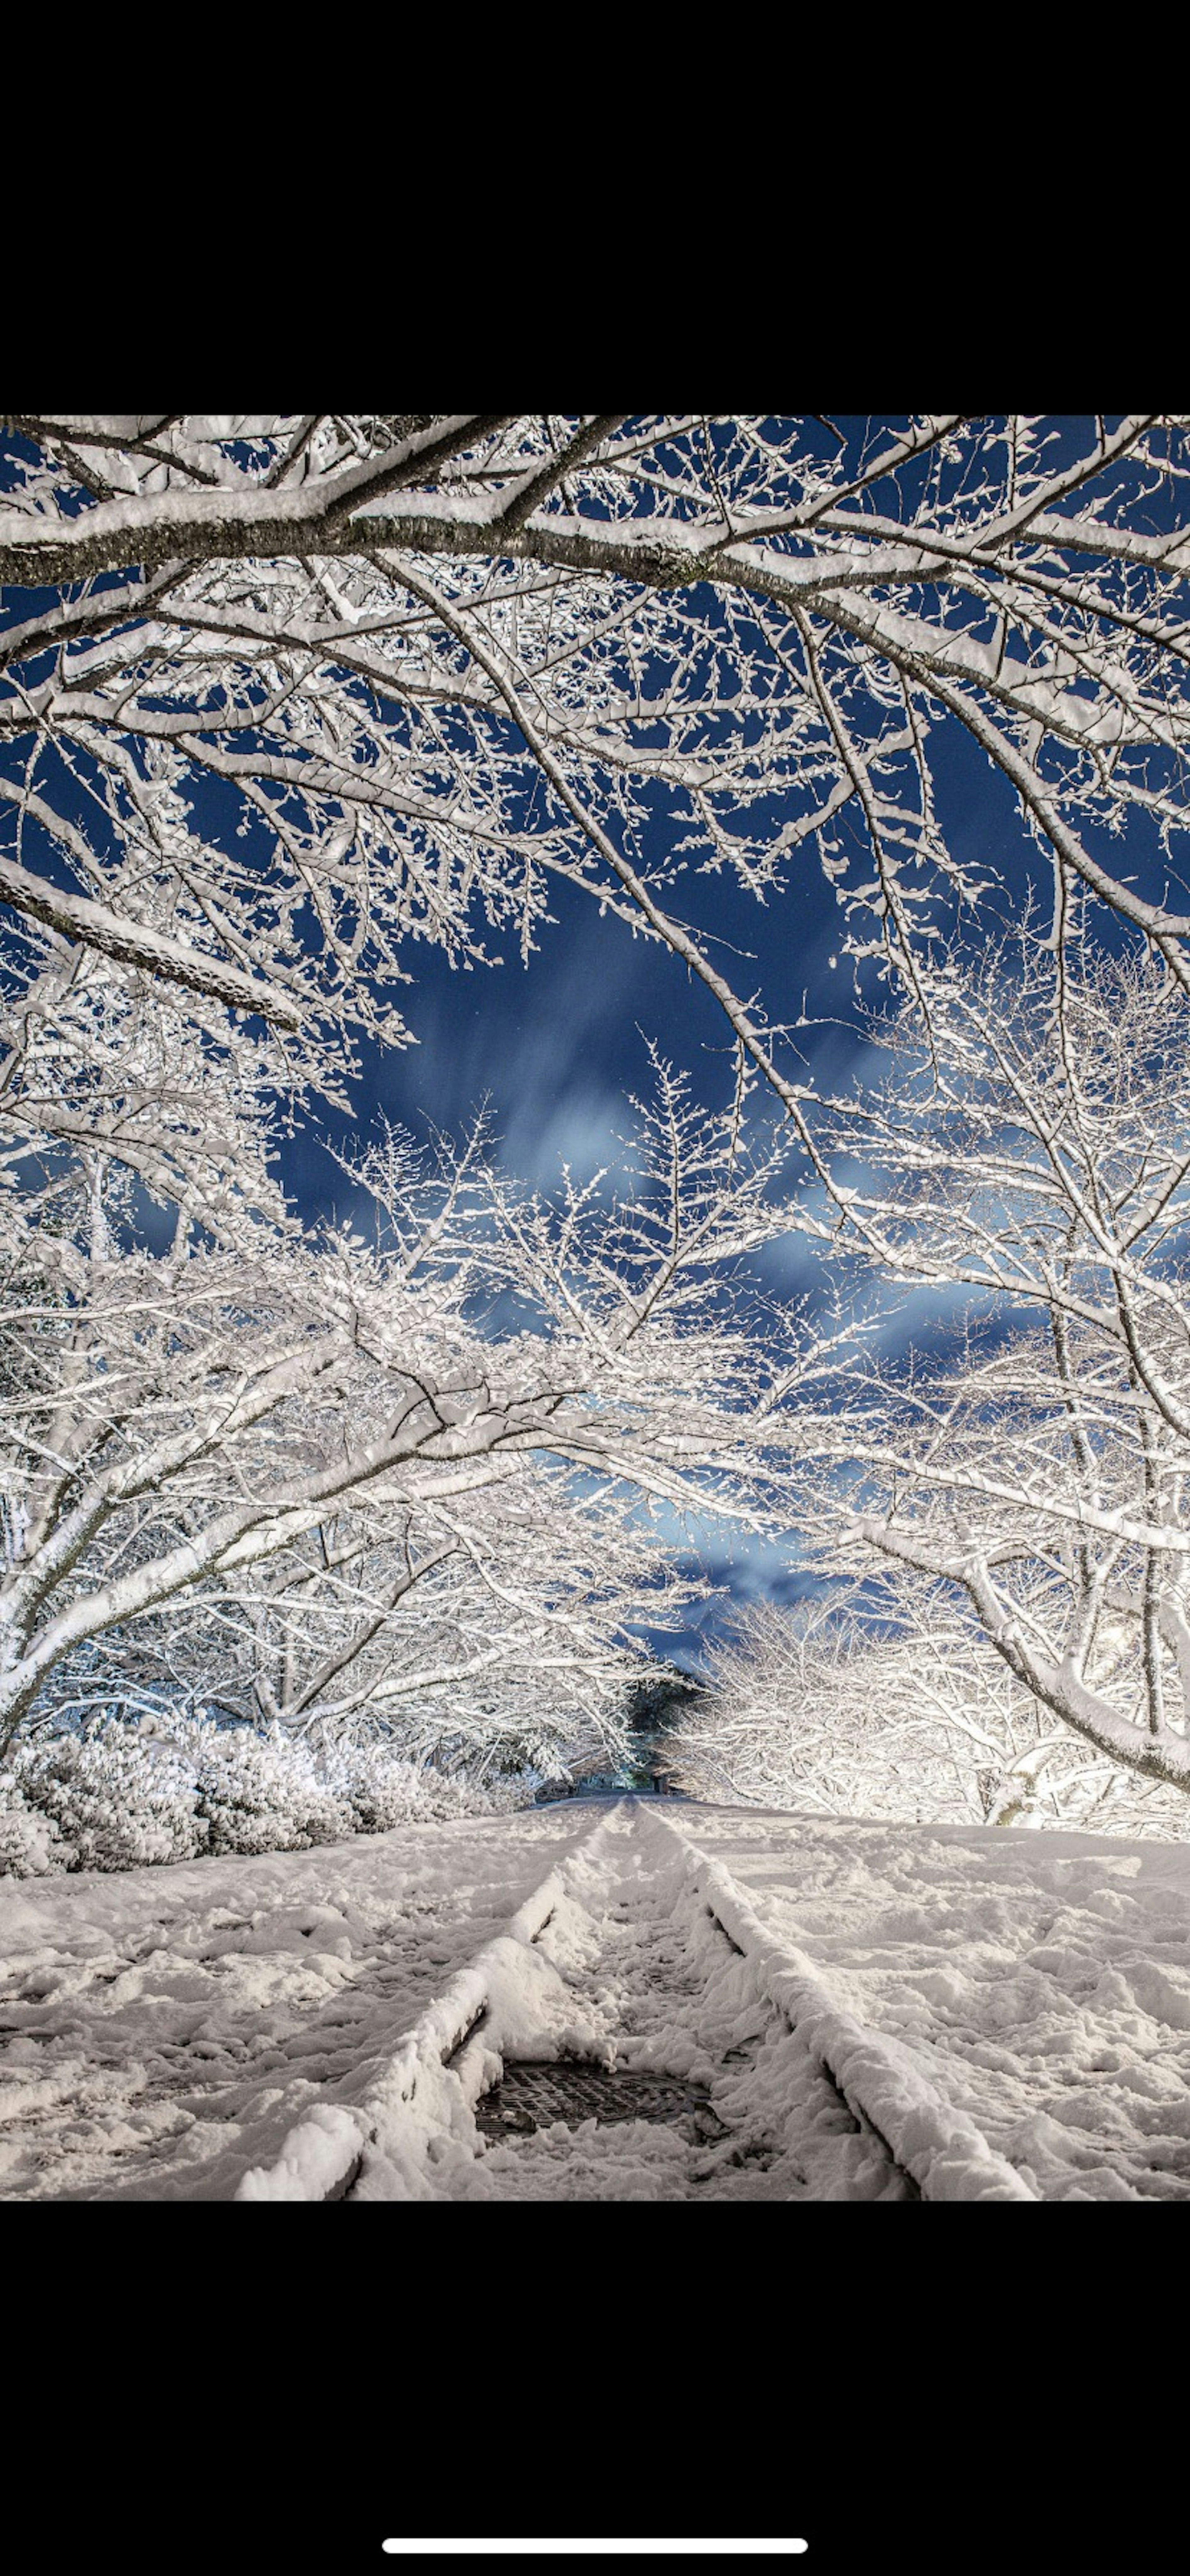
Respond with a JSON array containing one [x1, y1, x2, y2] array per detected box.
[[474, 2059, 726, 2144]]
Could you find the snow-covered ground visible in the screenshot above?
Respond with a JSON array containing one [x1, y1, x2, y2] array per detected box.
[[671, 1806, 1190, 2200], [0, 1807, 599, 2200], [3, 1796, 1189, 2201]]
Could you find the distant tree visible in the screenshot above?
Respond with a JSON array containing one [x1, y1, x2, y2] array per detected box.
[[798, 935, 1190, 1795], [663, 1581, 1190, 1835]]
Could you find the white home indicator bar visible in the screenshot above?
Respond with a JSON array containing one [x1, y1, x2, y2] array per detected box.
[[381, 2546, 808, 2558]]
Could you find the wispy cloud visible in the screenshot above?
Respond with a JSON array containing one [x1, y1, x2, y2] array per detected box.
[[373, 909, 666, 1190]]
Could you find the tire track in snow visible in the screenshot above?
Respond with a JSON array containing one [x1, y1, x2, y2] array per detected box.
[[238, 1805, 622, 2201], [249, 1801, 981, 2201], [6, 1799, 1040, 2200]]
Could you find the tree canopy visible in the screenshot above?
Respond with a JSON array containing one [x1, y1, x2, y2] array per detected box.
[[6, 414, 1190, 1813], [4, 413, 1190, 1110]]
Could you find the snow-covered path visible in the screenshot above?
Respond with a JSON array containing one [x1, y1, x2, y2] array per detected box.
[[3, 1797, 1190, 2201], [383, 1799, 920, 2202]]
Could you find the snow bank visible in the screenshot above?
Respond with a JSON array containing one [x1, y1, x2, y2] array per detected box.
[[235, 2103, 367, 2201], [645, 1807, 1036, 2201]]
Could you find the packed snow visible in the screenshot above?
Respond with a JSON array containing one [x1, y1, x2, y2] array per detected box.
[[3, 1796, 1189, 2201]]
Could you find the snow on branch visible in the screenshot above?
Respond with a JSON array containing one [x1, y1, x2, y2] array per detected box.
[[6, 415, 1190, 1085]]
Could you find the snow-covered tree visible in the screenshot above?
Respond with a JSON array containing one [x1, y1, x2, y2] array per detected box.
[[15, 416, 1190, 1822], [61, 1453, 712, 1785], [0, 997, 825, 1766], [664, 1580, 1190, 1836], [796, 934, 1190, 1795], [4, 415, 1190, 1119]]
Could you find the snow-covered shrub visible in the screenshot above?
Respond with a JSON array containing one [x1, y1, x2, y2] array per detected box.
[[316, 1740, 440, 1833], [429, 1770, 534, 1818], [175, 1718, 351, 1857], [315, 1738, 537, 1827], [0, 1766, 66, 1876], [12, 1726, 202, 1872], [0, 1713, 538, 1881]]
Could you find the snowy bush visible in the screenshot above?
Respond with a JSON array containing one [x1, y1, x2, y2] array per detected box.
[[12, 1727, 202, 1872], [316, 1740, 442, 1833], [313, 1739, 537, 1829], [433, 1771, 533, 1818], [0, 1766, 65, 1876], [0, 1716, 538, 1880], [173, 1719, 351, 1859]]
